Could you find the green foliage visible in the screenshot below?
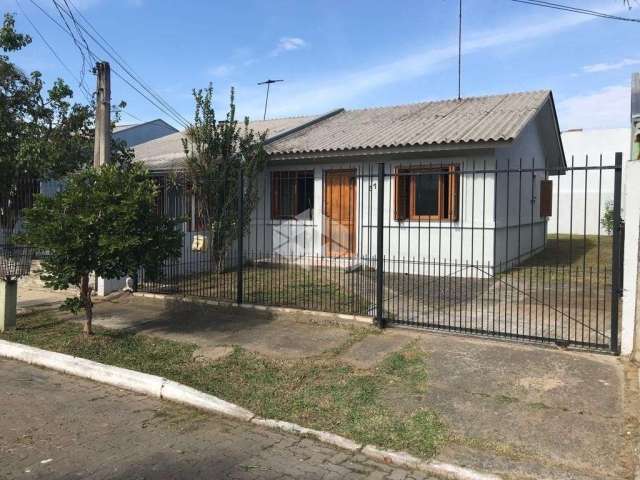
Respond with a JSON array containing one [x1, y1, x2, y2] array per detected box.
[[2, 315, 447, 458], [182, 85, 266, 268], [0, 13, 94, 183], [20, 163, 183, 330], [601, 201, 616, 235], [22, 163, 183, 287]]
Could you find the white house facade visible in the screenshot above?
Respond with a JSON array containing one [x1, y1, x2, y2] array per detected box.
[[133, 90, 565, 280]]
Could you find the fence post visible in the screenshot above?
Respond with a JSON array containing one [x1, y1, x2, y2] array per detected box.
[[376, 163, 385, 328], [611, 152, 623, 353], [237, 169, 244, 305]]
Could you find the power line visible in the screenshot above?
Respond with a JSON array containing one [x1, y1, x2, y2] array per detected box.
[[60, 0, 190, 127], [15, 0, 93, 102], [26, 0, 190, 129], [66, 0, 190, 128], [50, 0, 91, 85], [510, 0, 640, 23], [116, 108, 144, 122]]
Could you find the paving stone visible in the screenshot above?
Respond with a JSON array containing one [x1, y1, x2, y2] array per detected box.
[[0, 359, 438, 480]]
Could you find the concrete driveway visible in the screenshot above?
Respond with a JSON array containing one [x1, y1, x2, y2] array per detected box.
[[62, 294, 637, 479]]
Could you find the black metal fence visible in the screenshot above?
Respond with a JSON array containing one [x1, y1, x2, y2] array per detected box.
[[138, 152, 624, 353], [0, 175, 40, 245]]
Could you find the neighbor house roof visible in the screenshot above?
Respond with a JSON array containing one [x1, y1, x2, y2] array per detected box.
[[113, 119, 179, 147], [267, 90, 555, 155], [133, 114, 333, 171]]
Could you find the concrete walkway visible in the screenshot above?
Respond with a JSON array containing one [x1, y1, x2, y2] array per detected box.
[[51, 295, 637, 479], [0, 359, 431, 480], [16, 267, 76, 313]]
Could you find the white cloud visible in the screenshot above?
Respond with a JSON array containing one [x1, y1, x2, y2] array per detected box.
[[556, 85, 629, 130], [208, 64, 234, 77], [271, 37, 307, 56], [583, 58, 640, 73], [252, 3, 628, 117]]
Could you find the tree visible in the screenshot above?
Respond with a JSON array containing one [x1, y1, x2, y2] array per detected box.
[[182, 85, 266, 270], [20, 163, 183, 335], [0, 13, 94, 182], [1, 13, 95, 236]]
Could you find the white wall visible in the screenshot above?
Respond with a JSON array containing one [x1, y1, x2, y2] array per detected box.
[[493, 121, 548, 269], [247, 154, 497, 277], [548, 128, 628, 236]]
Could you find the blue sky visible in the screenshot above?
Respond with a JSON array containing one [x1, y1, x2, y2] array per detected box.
[[3, 0, 638, 130]]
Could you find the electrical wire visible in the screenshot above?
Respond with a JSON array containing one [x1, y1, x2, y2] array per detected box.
[[57, 0, 190, 127], [510, 0, 640, 23], [15, 0, 93, 102], [26, 0, 189, 128], [66, 0, 190, 128]]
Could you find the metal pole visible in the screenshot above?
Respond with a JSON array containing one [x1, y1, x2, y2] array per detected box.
[[611, 152, 623, 353], [376, 163, 385, 328], [237, 169, 244, 305], [458, 0, 462, 100], [263, 82, 270, 121], [258, 79, 283, 121]]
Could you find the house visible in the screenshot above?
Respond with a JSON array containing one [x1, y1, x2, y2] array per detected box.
[[113, 119, 178, 147], [39, 118, 179, 199], [133, 90, 565, 279], [548, 127, 629, 236]]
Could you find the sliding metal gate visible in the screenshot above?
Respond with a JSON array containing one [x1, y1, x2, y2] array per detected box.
[[370, 154, 623, 353], [139, 152, 624, 354]]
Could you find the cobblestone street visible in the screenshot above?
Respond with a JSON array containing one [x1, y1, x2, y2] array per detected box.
[[0, 359, 433, 480]]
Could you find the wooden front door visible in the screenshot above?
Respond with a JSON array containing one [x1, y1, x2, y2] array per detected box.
[[323, 169, 356, 257]]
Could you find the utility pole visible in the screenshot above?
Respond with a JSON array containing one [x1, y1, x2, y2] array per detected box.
[[93, 61, 111, 167], [258, 79, 283, 120]]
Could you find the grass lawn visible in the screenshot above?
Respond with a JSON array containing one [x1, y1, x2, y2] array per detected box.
[[1, 313, 446, 458], [523, 234, 612, 270], [152, 263, 373, 315], [500, 234, 614, 289]]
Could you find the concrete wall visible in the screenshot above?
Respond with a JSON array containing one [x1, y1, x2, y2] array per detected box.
[[622, 160, 640, 356], [548, 128, 628, 236]]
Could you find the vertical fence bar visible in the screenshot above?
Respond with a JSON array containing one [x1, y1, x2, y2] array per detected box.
[[376, 163, 385, 328], [610, 152, 623, 353], [237, 169, 244, 305]]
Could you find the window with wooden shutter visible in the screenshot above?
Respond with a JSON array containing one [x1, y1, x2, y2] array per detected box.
[[540, 179, 553, 217], [395, 165, 460, 221], [394, 170, 410, 220]]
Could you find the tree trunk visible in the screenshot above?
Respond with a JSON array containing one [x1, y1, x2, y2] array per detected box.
[[80, 274, 93, 335]]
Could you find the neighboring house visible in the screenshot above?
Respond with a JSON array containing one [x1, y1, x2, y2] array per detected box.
[[133, 90, 565, 278], [548, 127, 630, 236], [113, 119, 178, 147]]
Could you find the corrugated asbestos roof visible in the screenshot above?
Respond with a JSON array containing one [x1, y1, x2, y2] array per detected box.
[[133, 90, 558, 170], [266, 90, 552, 156], [134, 115, 320, 171]]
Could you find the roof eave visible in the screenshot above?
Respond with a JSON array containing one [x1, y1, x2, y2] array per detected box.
[[267, 139, 510, 161]]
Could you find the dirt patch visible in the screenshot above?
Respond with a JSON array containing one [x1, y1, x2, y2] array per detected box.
[[338, 331, 415, 369]]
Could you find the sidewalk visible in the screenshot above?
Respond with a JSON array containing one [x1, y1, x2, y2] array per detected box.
[[1, 358, 433, 480], [16, 266, 76, 313], [62, 294, 635, 480]]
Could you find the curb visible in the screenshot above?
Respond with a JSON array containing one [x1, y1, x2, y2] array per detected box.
[[0, 339, 500, 480], [132, 291, 375, 327]]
